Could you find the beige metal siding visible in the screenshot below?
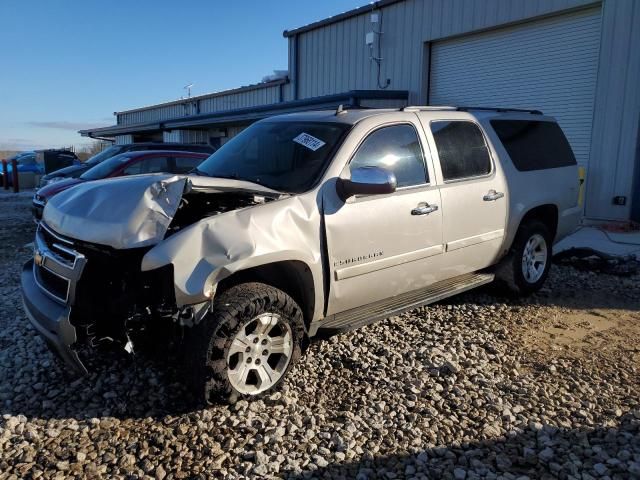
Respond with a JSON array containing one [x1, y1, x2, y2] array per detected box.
[[115, 135, 133, 145], [586, 0, 640, 220], [294, 0, 596, 102], [117, 84, 283, 126], [429, 8, 601, 170]]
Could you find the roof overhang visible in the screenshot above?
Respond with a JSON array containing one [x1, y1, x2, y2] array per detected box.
[[79, 89, 409, 138], [283, 0, 404, 37]]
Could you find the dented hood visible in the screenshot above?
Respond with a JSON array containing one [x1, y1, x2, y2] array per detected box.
[[43, 174, 187, 249], [42, 173, 281, 249]]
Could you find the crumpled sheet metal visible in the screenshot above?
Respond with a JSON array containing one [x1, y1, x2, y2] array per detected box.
[[141, 195, 324, 311], [43, 174, 186, 249]]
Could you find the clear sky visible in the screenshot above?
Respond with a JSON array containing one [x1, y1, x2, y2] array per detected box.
[[0, 0, 365, 151]]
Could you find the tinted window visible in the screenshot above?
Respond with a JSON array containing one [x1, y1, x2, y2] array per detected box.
[[140, 156, 170, 173], [122, 161, 144, 175], [81, 154, 131, 180], [431, 121, 491, 181], [197, 121, 349, 193], [350, 124, 427, 187], [174, 156, 202, 173], [490, 120, 577, 171]]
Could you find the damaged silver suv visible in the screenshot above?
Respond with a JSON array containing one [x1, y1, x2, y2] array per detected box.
[[21, 106, 581, 403]]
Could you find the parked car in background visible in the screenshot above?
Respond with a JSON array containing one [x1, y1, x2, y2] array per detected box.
[[1, 152, 42, 186], [2, 150, 80, 187], [32, 150, 209, 220], [39, 143, 215, 187]]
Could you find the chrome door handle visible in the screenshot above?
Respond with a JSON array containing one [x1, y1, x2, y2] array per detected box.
[[411, 202, 438, 215], [483, 189, 504, 201]]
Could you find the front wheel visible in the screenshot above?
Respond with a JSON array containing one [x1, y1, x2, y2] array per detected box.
[[495, 220, 552, 296], [185, 282, 304, 404]]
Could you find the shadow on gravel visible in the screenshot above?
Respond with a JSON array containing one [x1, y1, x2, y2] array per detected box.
[[0, 341, 202, 421], [282, 414, 640, 479]]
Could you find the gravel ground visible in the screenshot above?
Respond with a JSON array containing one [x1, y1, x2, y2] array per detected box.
[[0, 192, 638, 480]]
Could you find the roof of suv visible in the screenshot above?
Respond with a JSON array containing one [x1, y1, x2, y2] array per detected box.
[[268, 106, 548, 125]]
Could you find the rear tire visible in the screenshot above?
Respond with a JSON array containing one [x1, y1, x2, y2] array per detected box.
[[495, 220, 552, 296], [185, 282, 304, 404]]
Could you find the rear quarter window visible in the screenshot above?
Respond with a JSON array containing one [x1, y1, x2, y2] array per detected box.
[[490, 120, 577, 171]]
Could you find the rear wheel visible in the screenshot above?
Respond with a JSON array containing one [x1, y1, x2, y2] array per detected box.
[[185, 282, 304, 404], [495, 220, 552, 296]]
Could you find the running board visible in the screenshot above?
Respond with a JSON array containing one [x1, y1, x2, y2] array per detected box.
[[320, 272, 494, 332]]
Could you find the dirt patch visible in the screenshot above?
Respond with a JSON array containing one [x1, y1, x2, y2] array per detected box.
[[521, 291, 640, 366]]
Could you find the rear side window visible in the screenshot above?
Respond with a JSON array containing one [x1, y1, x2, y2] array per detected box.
[[490, 120, 577, 171], [174, 156, 202, 173], [350, 124, 427, 187], [141, 156, 170, 173], [430, 121, 491, 181]]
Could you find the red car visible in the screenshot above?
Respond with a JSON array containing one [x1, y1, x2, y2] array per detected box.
[[32, 150, 209, 220]]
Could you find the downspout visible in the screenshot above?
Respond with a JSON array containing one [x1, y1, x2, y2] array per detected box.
[[293, 33, 300, 100]]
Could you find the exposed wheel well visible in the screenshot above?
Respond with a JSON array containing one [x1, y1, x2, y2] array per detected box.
[[215, 261, 315, 332], [519, 204, 558, 241]]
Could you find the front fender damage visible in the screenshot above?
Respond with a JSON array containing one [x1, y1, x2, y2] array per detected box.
[[141, 195, 322, 308]]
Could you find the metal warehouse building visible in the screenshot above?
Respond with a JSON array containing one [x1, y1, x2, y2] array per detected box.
[[81, 0, 640, 222]]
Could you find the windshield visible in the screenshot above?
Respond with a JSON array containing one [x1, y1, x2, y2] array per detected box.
[[85, 145, 122, 167], [196, 121, 350, 193], [80, 153, 130, 180]]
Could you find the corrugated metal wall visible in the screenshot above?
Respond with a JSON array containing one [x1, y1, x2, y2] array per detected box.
[[293, 0, 597, 103], [585, 0, 640, 220], [117, 83, 283, 126], [163, 130, 211, 144], [115, 135, 133, 145]]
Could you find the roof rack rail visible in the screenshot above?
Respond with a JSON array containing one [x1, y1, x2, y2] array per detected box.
[[401, 106, 457, 112], [456, 106, 543, 115]]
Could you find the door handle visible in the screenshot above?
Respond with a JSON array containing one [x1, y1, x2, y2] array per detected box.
[[411, 202, 438, 215], [483, 189, 504, 201]]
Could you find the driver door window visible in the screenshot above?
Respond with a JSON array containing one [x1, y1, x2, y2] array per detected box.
[[350, 124, 428, 187]]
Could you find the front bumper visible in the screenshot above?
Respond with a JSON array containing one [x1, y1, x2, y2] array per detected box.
[[21, 260, 87, 374]]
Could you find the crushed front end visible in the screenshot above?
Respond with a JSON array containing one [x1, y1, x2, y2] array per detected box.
[[21, 221, 179, 374]]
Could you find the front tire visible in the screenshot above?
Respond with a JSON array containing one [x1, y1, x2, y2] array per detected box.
[[185, 282, 304, 404], [495, 220, 552, 296]]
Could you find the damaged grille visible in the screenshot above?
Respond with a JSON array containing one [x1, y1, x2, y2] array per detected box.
[[34, 223, 177, 348], [34, 223, 86, 304]]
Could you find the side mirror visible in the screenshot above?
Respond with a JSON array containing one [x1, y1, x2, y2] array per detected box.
[[337, 166, 397, 200]]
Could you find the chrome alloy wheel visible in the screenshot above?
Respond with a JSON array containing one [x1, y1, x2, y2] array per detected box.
[[226, 313, 293, 395], [521, 233, 548, 284]]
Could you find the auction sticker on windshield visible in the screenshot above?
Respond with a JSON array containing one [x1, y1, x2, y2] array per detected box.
[[293, 132, 326, 151]]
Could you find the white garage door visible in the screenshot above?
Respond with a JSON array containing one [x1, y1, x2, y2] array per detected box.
[[429, 8, 601, 169]]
